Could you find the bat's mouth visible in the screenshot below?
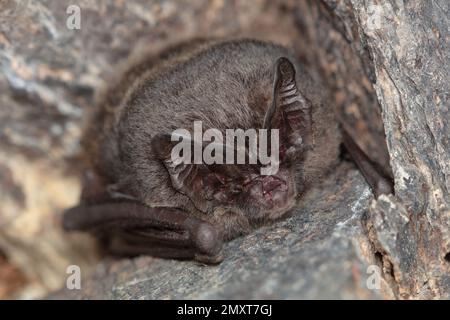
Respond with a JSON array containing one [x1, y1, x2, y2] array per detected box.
[[245, 170, 295, 219]]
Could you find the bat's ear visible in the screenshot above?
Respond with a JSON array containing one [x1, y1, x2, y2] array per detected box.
[[263, 57, 312, 158], [151, 133, 200, 190]]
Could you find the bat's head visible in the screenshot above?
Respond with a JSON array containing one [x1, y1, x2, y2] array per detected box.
[[152, 57, 312, 222]]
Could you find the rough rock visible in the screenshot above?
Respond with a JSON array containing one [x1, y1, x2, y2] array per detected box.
[[335, 0, 450, 299]]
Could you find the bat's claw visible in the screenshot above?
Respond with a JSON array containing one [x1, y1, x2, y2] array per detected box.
[[188, 220, 224, 264], [194, 253, 224, 265], [190, 221, 222, 254]]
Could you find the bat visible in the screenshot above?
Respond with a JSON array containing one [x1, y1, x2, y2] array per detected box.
[[63, 39, 393, 264]]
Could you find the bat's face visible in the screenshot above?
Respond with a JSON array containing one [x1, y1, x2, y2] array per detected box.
[[191, 161, 298, 221]]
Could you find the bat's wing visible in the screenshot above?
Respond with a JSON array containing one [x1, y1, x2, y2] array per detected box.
[[63, 200, 223, 264], [342, 128, 394, 198]]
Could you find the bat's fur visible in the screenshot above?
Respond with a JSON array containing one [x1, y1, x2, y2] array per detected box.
[[81, 39, 341, 241]]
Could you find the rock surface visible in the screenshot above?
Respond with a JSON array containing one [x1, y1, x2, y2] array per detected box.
[[341, 0, 450, 299]]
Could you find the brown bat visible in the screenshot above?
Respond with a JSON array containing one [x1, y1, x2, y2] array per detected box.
[[63, 39, 393, 264]]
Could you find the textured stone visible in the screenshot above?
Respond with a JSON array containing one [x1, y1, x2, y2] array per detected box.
[[346, 0, 450, 299]]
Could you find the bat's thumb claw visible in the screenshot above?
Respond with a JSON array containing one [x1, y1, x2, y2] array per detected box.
[[194, 253, 224, 265], [190, 221, 223, 259]]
